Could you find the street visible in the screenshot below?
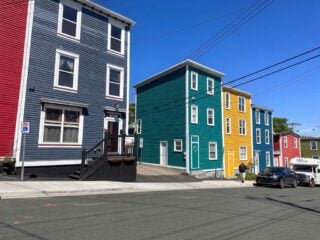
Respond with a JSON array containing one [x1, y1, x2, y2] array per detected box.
[[0, 186, 319, 240]]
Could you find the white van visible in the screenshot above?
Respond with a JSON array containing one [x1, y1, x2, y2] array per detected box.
[[291, 157, 320, 187]]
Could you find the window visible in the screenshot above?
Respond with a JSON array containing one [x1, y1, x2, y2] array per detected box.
[[255, 109, 260, 124], [240, 146, 247, 160], [174, 139, 183, 152], [239, 119, 246, 135], [225, 92, 230, 109], [312, 155, 319, 159], [209, 142, 217, 160], [266, 152, 271, 167], [265, 129, 270, 144], [226, 117, 231, 134], [54, 49, 79, 92], [207, 77, 214, 95], [136, 119, 142, 134], [108, 22, 125, 54], [207, 108, 214, 126], [58, 2, 81, 40], [310, 141, 317, 150], [191, 72, 198, 90], [264, 112, 269, 125], [294, 137, 298, 148], [285, 157, 289, 167], [40, 104, 83, 145], [191, 105, 198, 124], [256, 129, 261, 144], [238, 96, 245, 112], [284, 136, 288, 148], [106, 64, 124, 99]]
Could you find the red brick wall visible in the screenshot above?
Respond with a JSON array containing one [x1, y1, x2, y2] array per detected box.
[[0, 1, 28, 156]]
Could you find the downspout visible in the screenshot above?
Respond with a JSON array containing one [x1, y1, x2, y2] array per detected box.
[[125, 29, 131, 134], [185, 65, 189, 173]]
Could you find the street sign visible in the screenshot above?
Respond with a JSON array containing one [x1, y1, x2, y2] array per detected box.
[[139, 138, 143, 148], [22, 122, 30, 134]]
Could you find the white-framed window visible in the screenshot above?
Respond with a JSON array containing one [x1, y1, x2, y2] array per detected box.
[[209, 142, 217, 160], [107, 21, 125, 55], [294, 137, 298, 148], [266, 152, 271, 167], [207, 108, 214, 126], [136, 119, 142, 134], [265, 129, 270, 144], [191, 105, 198, 124], [39, 104, 83, 146], [57, 1, 81, 40], [310, 141, 318, 150], [240, 146, 247, 160], [226, 117, 231, 134], [255, 109, 260, 124], [191, 71, 198, 91], [238, 96, 245, 112], [312, 155, 319, 159], [264, 112, 269, 126], [207, 77, 214, 95], [239, 119, 246, 135], [225, 92, 230, 109], [106, 64, 124, 100], [54, 49, 79, 92], [284, 136, 288, 148], [174, 139, 183, 152], [256, 128, 261, 144]]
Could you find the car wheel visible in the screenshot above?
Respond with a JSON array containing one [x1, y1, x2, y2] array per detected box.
[[279, 178, 285, 189], [256, 183, 262, 187], [309, 179, 315, 188], [292, 179, 297, 188]]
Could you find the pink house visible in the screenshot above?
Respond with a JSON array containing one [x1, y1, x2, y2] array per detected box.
[[273, 132, 301, 167]]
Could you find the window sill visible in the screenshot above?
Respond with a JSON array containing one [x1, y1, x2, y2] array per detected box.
[[209, 159, 218, 161], [54, 86, 78, 94], [107, 49, 125, 57], [105, 96, 124, 101], [38, 144, 82, 148], [57, 32, 80, 43]]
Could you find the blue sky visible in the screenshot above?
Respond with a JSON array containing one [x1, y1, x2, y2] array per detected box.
[[98, 0, 320, 137]]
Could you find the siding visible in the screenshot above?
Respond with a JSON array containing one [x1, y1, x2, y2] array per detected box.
[[136, 67, 186, 167], [21, 0, 129, 162], [0, 1, 28, 157], [301, 139, 320, 158]]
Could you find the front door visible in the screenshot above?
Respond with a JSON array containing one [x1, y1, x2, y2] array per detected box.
[[227, 149, 234, 177], [191, 136, 199, 169], [108, 121, 119, 152], [254, 151, 260, 174], [160, 141, 168, 165]]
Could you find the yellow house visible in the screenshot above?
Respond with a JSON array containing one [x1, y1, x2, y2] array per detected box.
[[222, 86, 253, 177]]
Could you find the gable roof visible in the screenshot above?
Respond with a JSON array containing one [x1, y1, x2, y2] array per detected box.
[[251, 104, 273, 112], [134, 59, 225, 89]]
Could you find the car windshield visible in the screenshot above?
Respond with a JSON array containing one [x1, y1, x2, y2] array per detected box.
[[293, 165, 314, 172], [263, 167, 284, 174]]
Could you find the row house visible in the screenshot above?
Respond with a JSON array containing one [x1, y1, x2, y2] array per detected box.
[[251, 105, 274, 173], [0, 0, 134, 177], [222, 86, 253, 177], [134, 60, 225, 175], [273, 132, 301, 167], [300, 136, 320, 159]]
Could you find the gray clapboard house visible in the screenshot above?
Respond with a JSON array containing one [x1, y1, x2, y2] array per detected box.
[[13, 0, 135, 179]]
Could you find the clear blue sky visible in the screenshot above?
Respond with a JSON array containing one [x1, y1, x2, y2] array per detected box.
[[98, 0, 320, 137]]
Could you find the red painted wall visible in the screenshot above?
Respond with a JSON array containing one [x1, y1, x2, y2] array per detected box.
[[0, 1, 28, 157], [281, 134, 301, 166]]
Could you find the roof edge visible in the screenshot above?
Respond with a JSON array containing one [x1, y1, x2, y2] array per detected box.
[[222, 85, 252, 97]]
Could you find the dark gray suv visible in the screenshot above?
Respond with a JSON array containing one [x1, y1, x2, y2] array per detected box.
[[256, 167, 297, 189]]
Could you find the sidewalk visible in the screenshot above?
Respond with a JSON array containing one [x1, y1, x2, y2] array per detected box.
[[0, 180, 254, 199]]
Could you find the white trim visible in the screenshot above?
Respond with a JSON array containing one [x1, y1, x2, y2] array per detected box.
[[106, 64, 124, 100], [225, 92, 231, 109], [265, 129, 270, 144], [207, 77, 214, 95], [185, 65, 190, 173], [239, 145, 247, 160], [266, 151, 271, 167], [104, 116, 123, 153], [207, 108, 214, 126], [238, 96, 246, 113], [264, 111, 269, 126], [191, 135, 200, 169], [310, 141, 318, 150], [160, 141, 168, 166], [294, 137, 298, 148], [13, 0, 35, 165], [191, 104, 198, 124], [54, 49, 79, 92], [126, 30, 131, 134], [136, 119, 142, 134], [57, 0, 82, 41], [221, 89, 225, 174], [107, 20, 125, 55], [255, 109, 260, 124], [239, 119, 247, 136], [225, 117, 231, 134], [174, 139, 183, 152], [283, 136, 288, 148], [15, 159, 81, 167], [190, 71, 198, 91], [208, 142, 218, 160], [256, 128, 261, 144]]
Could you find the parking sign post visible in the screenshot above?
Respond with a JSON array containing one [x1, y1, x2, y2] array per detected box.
[[21, 122, 30, 181]]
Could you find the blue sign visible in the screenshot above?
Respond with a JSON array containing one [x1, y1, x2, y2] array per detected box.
[[22, 122, 30, 134]]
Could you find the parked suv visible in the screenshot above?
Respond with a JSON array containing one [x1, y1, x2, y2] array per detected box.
[[256, 167, 297, 189]]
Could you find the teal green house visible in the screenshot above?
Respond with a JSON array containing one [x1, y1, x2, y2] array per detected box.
[[134, 60, 225, 174]]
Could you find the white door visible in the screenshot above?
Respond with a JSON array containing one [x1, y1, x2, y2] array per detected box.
[[254, 151, 260, 174], [160, 141, 168, 165]]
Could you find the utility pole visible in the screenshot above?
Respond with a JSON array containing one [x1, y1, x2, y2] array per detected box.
[[288, 122, 301, 133]]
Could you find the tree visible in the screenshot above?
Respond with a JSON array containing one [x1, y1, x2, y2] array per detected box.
[[273, 117, 291, 133], [129, 103, 135, 125]]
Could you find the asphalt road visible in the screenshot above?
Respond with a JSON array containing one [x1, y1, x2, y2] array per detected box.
[[1, 186, 319, 240]]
